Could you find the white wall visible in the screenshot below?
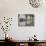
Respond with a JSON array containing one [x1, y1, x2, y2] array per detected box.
[[0, 0, 46, 40]]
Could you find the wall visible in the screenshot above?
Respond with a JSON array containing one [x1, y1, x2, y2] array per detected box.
[[0, 0, 46, 40]]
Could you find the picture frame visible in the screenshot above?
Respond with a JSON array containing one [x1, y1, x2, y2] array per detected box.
[[18, 14, 34, 26]]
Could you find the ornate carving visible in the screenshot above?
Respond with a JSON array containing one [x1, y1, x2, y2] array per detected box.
[[29, 0, 42, 8]]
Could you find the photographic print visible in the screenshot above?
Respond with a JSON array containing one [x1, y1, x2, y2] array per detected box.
[[18, 14, 34, 26]]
